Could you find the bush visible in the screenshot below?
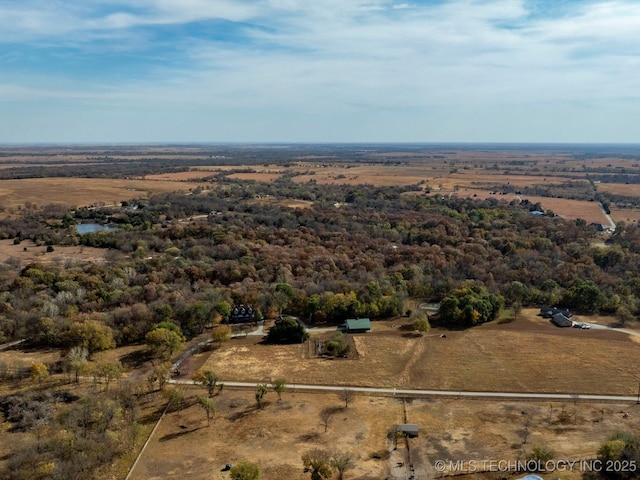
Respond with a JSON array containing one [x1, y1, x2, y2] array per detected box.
[[266, 317, 308, 344]]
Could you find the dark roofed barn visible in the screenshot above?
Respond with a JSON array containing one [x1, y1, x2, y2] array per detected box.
[[551, 313, 573, 328]]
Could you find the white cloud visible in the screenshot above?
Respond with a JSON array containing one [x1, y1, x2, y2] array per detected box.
[[1, 0, 640, 142]]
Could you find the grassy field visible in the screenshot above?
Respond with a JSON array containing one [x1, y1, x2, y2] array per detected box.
[[125, 310, 640, 480], [0, 177, 201, 215], [0, 239, 109, 266], [196, 311, 640, 396], [129, 388, 640, 480]]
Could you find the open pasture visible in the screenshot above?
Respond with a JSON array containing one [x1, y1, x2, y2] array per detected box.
[[134, 309, 640, 480], [199, 312, 640, 398], [0, 239, 109, 266], [130, 389, 640, 480], [0, 177, 201, 213]]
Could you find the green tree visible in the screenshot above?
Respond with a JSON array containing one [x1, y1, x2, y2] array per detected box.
[[438, 284, 503, 327], [148, 361, 172, 392], [145, 327, 184, 359], [325, 331, 351, 357], [179, 301, 211, 338], [272, 378, 286, 402], [163, 386, 185, 413], [255, 384, 269, 409], [230, 461, 261, 480], [66, 318, 116, 354], [93, 360, 123, 391], [566, 279, 605, 313], [195, 395, 216, 426], [266, 317, 308, 344], [214, 301, 232, 322], [513, 301, 522, 321], [597, 431, 639, 479], [411, 313, 431, 335], [192, 369, 222, 397], [302, 449, 333, 480], [528, 445, 554, 462]]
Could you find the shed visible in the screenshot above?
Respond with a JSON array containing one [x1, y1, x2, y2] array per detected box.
[[551, 313, 573, 328], [396, 424, 419, 438], [345, 318, 371, 333]]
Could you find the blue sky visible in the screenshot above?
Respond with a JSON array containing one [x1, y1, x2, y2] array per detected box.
[[1, 0, 639, 144]]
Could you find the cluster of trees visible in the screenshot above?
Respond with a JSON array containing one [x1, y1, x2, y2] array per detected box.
[[0, 386, 141, 480], [437, 283, 503, 327]]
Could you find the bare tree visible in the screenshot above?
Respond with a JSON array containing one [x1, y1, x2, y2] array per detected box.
[[338, 388, 355, 409], [65, 346, 88, 383], [320, 408, 335, 433], [330, 451, 354, 480]]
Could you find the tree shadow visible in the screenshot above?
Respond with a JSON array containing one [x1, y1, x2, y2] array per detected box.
[[159, 426, 205, 442], [138, 404, 168, 425], [401, 332, 423, 338], [119, 348, 152, 369], [299, 431, 321, 442], [227, 404, 261, 421]]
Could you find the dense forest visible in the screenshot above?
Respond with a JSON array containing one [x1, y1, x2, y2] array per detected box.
[[0, 171, 639, 351]]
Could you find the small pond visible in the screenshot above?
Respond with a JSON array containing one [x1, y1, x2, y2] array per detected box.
[[76, 223, 119, 234]]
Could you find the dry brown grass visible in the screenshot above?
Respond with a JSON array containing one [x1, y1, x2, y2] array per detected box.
[[0, 239, 108, 266], [200, 311, 639, 396], [130, 390, 400, 480], [610, 206, 640, 224], [130, 390, 640, 480], [597, 183, 640, 196], [451, 189, 609, 223], [0, 177, 201, 213], [130, 311, 640, 479]]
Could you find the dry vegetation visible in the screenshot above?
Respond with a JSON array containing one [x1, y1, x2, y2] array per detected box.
[[126, 309, 640, 480], [197, 312, 640, 396], [0, 178, 201, 215], [0, 239, 109, 264], [129, 389, 640, 480], [1, 147, 638, 225]]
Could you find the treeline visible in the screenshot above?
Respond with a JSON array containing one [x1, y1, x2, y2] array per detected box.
[[1, 178, 640, 348], [487, 180, 596, 202]]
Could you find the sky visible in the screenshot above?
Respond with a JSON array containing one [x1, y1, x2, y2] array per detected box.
[[1, 0, 639, 144]]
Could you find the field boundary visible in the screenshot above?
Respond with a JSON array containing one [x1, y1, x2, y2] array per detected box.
[[170, 379, 640, 404]]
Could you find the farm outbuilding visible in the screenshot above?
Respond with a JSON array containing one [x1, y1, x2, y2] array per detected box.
[[396, 424, 419, 438], [551, 313, 573, 328], [344, 318, 371, 333]]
